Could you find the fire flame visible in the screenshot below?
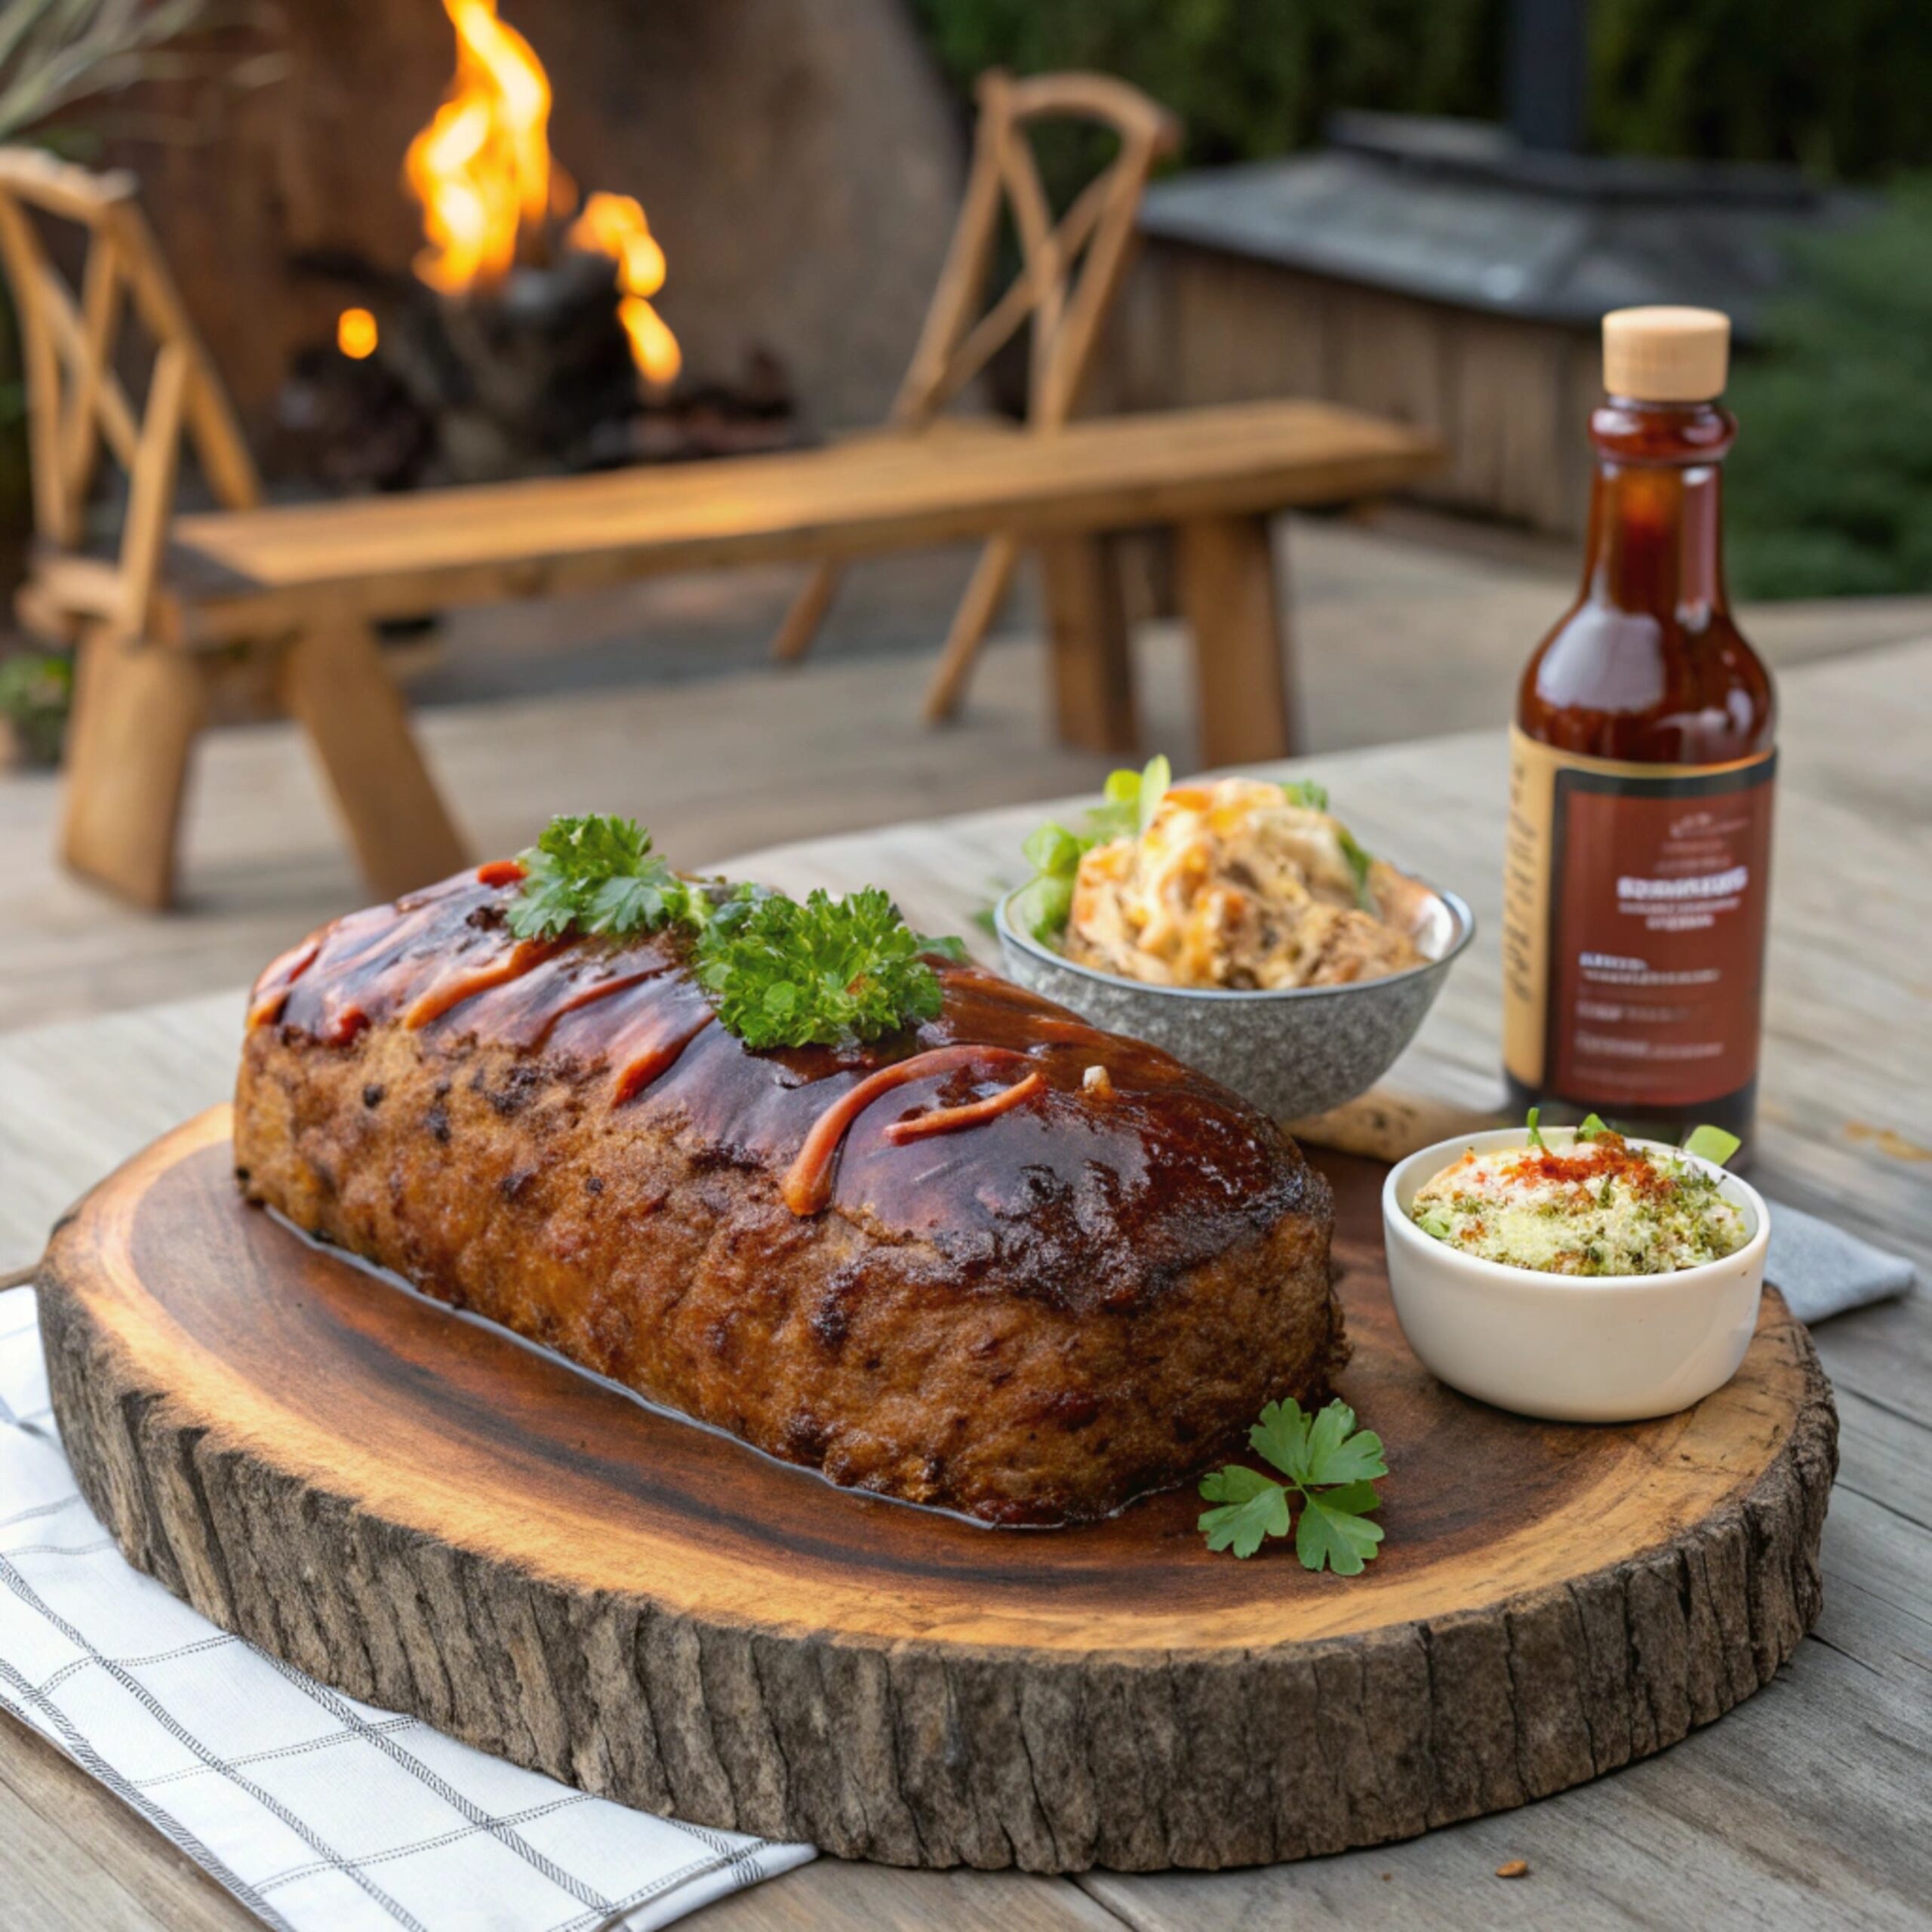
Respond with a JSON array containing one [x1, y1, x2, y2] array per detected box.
[[566, 192, 681, 386], [404, 0, 679, 388], [337, 307, 379, 359], [405, 0, 554, 294]]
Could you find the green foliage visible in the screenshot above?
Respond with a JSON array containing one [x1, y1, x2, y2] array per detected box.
[[694, 887, 954, 1051], [502, 819, 961, 1058], [912, 0, 1500, 207], [1725, 180, 1932, 600], [0, 646, 69, 765], [0, 0, 219, 144], [911, 0, 1932, 188], [1197, 1398, 1388, 1572], [507, 815, 964, 1050], [1589, 0, 1932, 179]]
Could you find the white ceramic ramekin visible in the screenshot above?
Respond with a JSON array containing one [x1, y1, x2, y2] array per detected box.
[[1380, 1126, 1769, 1422]]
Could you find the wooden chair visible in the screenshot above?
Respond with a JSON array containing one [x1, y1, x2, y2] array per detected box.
[[0, 146, 464, 909], [769, 69, 1180, 723]]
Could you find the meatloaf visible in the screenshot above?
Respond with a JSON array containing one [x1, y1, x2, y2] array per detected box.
[[233, 863, 1343, 1525]]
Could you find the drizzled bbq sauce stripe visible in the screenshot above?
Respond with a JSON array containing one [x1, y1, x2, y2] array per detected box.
[[881, 1071, 1044, 1146], [612, 1014, 717, 1106], [278, 866, 1071, 1216], [780, 1045, 1037, 1216], [403, 939, 563, 1031], [245, 938, 322, 1031]]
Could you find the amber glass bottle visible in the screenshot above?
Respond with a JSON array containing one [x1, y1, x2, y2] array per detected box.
[[1502, 307, 1776, 1151]]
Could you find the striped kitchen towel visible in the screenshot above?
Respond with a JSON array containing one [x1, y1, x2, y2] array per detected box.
[[0, 1285, 814, 1932]]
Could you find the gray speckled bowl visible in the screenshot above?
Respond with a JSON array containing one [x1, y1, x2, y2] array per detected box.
[[995, 878, 1474, 1122]]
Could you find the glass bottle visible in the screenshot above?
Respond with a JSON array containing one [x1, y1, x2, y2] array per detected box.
[[1502, 306, 1776, 1151]]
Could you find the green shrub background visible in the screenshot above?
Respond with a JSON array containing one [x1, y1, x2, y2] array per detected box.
[[912, 0, 1932, 597], [1726, 183, 1932, 599], [911, 0, 1932, 180]]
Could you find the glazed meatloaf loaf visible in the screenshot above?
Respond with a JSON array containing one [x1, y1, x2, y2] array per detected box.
[[234, 863, 1343, 1525]]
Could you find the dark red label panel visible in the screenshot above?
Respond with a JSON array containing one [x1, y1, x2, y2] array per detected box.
[[1548, 758, 1776, 1109]]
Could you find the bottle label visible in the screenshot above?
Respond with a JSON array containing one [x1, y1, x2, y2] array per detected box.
[[1503, 728, 1775, 1107]]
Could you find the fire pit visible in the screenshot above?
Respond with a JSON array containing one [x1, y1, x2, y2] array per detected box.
[[272, 0, 793, 489]]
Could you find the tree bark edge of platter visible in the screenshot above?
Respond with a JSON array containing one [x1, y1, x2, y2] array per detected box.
[[37, 1258, 1837, 1875]]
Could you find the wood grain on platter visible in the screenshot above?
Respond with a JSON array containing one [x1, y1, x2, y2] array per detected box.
[[38, 1106, 1837, 1874]]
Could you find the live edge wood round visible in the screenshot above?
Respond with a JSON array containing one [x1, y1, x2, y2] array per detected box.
[[38, 1107, 1837, 1874]]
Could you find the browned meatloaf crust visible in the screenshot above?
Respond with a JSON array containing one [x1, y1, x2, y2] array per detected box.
[[233, 864, 1343, 1525]]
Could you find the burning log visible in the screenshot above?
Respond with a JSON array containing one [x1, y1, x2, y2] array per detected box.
[[276, 250, 792, 489]]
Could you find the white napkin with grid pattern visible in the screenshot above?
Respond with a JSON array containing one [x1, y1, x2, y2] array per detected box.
[[0, 1286, 814, 1932]]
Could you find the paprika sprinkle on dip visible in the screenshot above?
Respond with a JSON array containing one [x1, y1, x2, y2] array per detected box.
[[1409, 1115, 1747, 1278]]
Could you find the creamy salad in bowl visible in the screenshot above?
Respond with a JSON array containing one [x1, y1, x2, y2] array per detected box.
[[992, 758, 1472, 1122], [1408, 1115, 1749, 1277]]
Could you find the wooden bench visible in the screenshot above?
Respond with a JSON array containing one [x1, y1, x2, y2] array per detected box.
[[53, 395, 1438, 906], [0, 128, 1437, 910]]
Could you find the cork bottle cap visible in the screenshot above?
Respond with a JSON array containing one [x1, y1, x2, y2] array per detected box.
[[1601, 306, 1730, 402]]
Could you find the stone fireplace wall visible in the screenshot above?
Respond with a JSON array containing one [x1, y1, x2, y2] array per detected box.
[[106, 0, 964, 456]]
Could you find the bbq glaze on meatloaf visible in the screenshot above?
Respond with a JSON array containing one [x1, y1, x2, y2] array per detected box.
[[234, 864, 1343, 1525]]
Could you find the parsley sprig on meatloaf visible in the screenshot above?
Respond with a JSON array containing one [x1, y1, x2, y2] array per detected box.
[[508, 814, 699, 940], [506, 814, 964, 1051]]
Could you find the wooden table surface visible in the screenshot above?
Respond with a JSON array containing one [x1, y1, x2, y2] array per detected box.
[[2, 636, 1927, 1930]]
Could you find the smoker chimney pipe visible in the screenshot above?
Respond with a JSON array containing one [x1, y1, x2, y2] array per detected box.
[[1506, 0, 1589, 154]]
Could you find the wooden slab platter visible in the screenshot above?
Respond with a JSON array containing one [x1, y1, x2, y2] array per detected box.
[[37, 1106, 1836, 1874]]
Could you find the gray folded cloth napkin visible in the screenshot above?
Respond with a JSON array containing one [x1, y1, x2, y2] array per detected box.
[[1765, 1201, 1917, 1324]]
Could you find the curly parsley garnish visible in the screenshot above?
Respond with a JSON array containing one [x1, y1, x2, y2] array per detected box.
[[694, 886, 962, 1050], [504, 815, 965, 1050], [507, 814, 697, 940], [1198, 1398, 1388, 1573]]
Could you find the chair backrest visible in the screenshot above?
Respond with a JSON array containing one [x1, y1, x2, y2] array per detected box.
[[0, 146, 260, 633], [893, 70, 1180, 434]]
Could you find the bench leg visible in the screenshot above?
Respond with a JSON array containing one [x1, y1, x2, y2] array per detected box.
[[771, 561, 843, 664], [1177, 512, 1295, 767], [1040, 534, 1138, 753], [60, 627, 206, 910], [281, 620, 469, 900], [921, 535, 1022, 725]]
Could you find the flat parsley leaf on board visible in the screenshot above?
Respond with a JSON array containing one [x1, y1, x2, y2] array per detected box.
[[693, 885, 954, 1050], [1298, 1399, 1388, 1488], [1197, 1464, 1292, 1559], [1295, 1490, 1387, 1577], [1247, 1396, 1314, 1487], [1198, 1398, 1388, 1573]]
